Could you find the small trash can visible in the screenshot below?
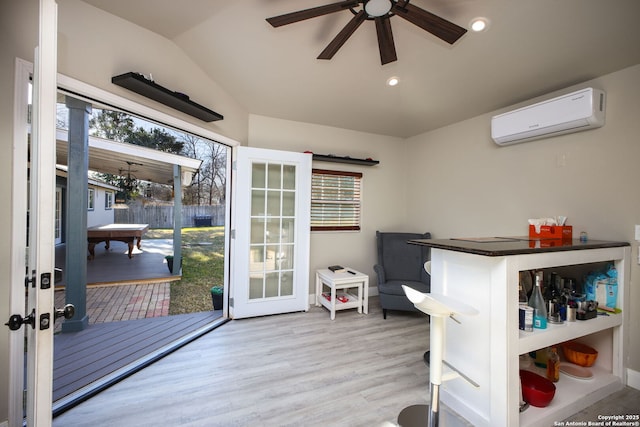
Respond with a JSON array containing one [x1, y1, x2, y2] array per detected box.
[[210, 286, 223, 310], [194, 215, 212, 227]]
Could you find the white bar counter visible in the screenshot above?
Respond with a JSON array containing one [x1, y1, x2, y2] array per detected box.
[[408, 237, 631, 427]]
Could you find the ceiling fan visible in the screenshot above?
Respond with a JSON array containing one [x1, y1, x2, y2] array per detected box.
[[266, 0, 467, 65]]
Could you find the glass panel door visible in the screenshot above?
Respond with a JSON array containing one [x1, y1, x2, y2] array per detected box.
[[231, 147, 311, 318]]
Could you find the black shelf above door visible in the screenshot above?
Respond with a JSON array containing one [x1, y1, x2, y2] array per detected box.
[[311, 154, 379, 166], [111, 72, 223, 122]]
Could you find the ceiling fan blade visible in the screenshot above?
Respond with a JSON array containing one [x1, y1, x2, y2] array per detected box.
[[266, 0, 360, 27], [317, 10, 367, 60], [392, 1, 467, 45], [375, 16, 397, 65]]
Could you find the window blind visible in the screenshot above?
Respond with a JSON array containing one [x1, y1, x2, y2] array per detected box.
[[311, 169, 362, 231]]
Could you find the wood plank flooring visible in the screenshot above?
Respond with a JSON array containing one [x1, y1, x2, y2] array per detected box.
[[53, 310, 223, 409], [52, 298, 640, 427]]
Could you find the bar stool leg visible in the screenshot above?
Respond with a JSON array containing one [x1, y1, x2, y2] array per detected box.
[[398, 287, 479, 427], [398, 314, 445, 427], [429, 383, 439, 427]]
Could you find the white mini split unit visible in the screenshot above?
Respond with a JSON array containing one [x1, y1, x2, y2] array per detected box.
[[491, 87, 606, 146]]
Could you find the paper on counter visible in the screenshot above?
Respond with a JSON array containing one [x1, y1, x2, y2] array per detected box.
[[528, 217, 557, 233]]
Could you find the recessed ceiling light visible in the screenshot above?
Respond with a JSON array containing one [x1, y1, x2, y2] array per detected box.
[[470, 17, 490, 32], [387, 76, 399, 87]]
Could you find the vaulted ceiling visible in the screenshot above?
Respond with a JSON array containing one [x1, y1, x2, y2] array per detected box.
[[80, 0, 640, 138]]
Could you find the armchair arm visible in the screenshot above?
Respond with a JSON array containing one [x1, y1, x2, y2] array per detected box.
[[373, 264, 386, 285]]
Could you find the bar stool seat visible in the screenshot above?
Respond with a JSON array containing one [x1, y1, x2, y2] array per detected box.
[[398, 286, 479, 427]]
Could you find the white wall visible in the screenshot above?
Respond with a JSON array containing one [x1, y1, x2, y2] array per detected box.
[[403, 64, 640, 378], [248, 114, 409, 291], [87, 187, 115, 228]]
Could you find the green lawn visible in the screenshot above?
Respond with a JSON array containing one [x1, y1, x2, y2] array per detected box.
[[145, 226, 225, 314]]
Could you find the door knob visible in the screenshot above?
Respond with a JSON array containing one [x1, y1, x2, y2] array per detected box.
[[55, 304, 75, 322], [5, 304, 75, 331], [4, 309, 36, 331]]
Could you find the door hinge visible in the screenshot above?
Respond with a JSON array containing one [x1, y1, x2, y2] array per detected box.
[[232, 160, 237, 171], [229, 297, 234, 308], [230, 229, 236, 239]]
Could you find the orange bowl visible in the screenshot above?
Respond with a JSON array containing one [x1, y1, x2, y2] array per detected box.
[[520, 370, 556, 407], [562, 341, 598, 367]]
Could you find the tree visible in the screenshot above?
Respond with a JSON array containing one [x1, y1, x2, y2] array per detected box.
[[125, 127, 183, 154], [178, 134, 226, 206], [89, 110, 134, 141]]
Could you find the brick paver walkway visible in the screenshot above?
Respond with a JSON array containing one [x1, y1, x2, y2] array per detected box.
[[54, 282, 171, 331]]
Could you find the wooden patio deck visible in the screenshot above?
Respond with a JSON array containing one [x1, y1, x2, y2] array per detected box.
[[55, 238, 176, 286]]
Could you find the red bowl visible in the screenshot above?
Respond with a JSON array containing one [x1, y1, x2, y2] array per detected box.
[[520, 370, 556, 407]]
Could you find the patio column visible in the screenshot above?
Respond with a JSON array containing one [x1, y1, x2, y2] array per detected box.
[[62, 96, 91, 332], [173, 164, 182, 275]]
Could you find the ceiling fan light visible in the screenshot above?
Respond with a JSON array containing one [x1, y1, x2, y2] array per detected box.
[[365, 0, 392, 17]]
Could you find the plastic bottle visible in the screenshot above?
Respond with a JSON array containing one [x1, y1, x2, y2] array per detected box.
[[534, 347, 548, 368], [546, 347, 560, 382], [529, 271, 548, 329]]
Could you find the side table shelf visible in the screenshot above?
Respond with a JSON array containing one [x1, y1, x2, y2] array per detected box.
[[315, 268, 369, 320]]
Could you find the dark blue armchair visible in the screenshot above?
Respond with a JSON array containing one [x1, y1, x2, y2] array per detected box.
[[373, 231, 431, 319]]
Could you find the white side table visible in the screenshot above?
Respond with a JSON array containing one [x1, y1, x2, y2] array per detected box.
[[315, 268, 369, 320]]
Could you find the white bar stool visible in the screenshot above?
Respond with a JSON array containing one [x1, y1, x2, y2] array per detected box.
[[398, 285, 479, 427]]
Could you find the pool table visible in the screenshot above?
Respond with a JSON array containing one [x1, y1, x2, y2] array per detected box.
[[87, 224, 149, 259]]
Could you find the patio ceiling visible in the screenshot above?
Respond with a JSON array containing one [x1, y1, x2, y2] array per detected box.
[[55, 128, 202, 186]]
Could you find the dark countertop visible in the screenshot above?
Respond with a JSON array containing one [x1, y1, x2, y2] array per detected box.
[[408, 236, 629, 257]]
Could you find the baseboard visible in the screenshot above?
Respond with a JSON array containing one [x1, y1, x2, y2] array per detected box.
[[0, 420, 8, 427], [627, 367, 640, 390]]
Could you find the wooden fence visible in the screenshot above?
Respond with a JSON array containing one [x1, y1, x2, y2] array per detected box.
[[114, 205, 225, 229]]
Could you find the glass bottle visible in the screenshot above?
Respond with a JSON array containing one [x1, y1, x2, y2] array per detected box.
[[529, 271, 548, 329], [546, 347, 560, 382], [518, 282, 528, 304]]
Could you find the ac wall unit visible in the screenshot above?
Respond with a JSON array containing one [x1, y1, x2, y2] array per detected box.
[[491, 87, 605, 146]]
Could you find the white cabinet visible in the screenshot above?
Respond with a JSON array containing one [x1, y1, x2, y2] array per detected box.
[[424, 242, 630, 427]]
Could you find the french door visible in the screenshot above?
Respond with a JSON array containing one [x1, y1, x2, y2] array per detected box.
[[7, 2, 59, 426], [230, 147, 311, 319]]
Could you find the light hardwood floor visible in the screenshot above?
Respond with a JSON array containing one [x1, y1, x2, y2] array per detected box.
[[53, 297, 639, 427]]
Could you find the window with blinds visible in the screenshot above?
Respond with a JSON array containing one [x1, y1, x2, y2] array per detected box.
[[311, 169, 362, 231]]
